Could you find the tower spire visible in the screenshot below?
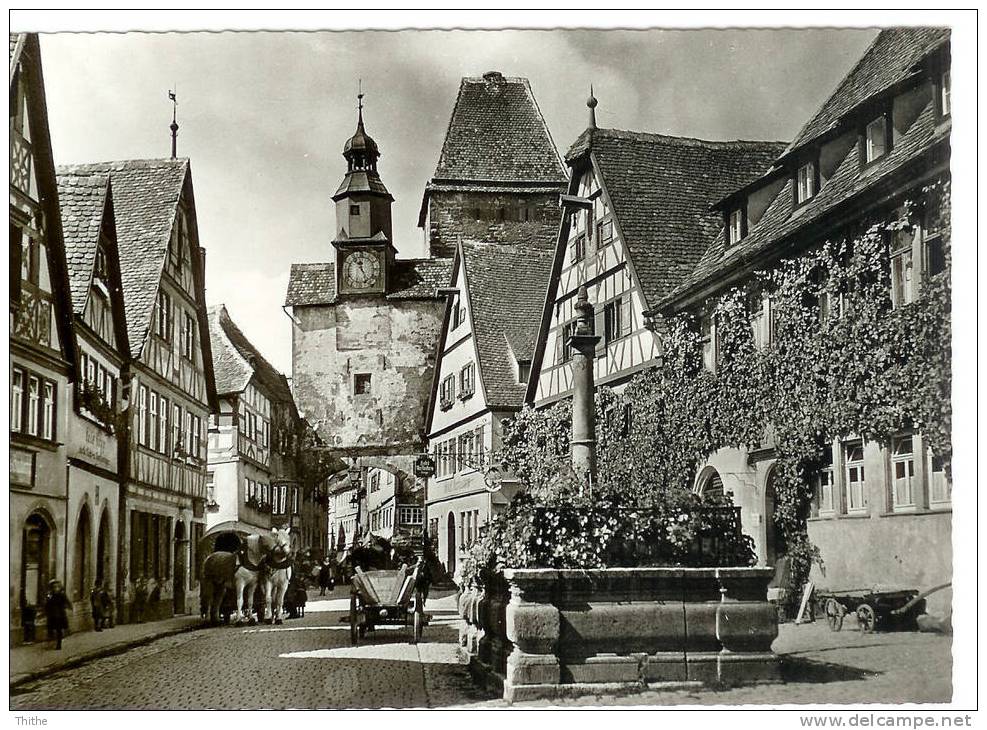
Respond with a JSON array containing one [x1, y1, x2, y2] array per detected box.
[[587, 84, 598, 130], [357, 79, 364, 127], [169, 88, 179, 158]]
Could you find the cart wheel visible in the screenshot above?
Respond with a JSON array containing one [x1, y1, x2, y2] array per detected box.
[[857, 604, 876, 633], [825, 598, 845, 632], [349, 591, 358, 646]]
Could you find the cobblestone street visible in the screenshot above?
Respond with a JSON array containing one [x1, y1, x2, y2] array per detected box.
[[9, 589, 488, 710], [10, 587, 951, 709]]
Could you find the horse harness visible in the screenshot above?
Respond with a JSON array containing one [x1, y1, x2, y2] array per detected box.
[[236, 542, 293, 575]]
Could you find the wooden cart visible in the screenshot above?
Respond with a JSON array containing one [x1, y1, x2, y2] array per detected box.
[[818, 587, 925, 633], [349, 561, 427, 645]]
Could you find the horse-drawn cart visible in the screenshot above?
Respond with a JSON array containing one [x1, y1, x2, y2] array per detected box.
[[819, 587, 926, 633], [349, 561, 427, 645]]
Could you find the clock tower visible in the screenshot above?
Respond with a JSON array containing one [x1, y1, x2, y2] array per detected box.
[[332, 91, 396, 296]]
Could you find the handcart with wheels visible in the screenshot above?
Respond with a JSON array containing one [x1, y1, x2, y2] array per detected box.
[[348, 560, 427, 645], [818, 587, 925, 633]]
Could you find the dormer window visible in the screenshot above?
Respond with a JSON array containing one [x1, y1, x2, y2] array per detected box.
[[864, 116, 888, 163], [939, 69, 951, 117], [796, 162, 817, 205], [728, 208, 745, 245], [517, 359, 531, 384]]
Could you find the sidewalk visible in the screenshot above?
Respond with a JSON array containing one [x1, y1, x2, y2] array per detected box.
[[10, 615, 205, 688]]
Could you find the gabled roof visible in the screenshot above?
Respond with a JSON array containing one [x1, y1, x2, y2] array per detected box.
[[57, 171, 111, 313], [419, 72, 566, 226], [463, 241, 554, 410], [56, 158, 190, 359], [567, 128, 787, 308], [785, 27, 949, 156], [284, 258, 453, 307], [12, 33, 77, 371], [208, 305, 295, 411], [662, 90, 949, 309]]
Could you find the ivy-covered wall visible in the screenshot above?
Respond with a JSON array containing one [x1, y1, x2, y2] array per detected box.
[[467, 180, 951, 612]]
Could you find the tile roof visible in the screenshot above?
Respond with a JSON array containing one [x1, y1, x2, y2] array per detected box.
[[285, 262, 335, 307], [665, 98, 949, 306], [570, 128, 786, 308], [208, 304, 294, 405], [462, 241, 554, 409], [284, 258, 452, 307], [428, 73, 566, 185], [56, 171, 110, 315], [56, 158, 190, 358], [786, 27, 949, 155]]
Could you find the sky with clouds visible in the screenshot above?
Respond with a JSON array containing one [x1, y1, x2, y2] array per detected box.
[[38, 27, 876, 375]]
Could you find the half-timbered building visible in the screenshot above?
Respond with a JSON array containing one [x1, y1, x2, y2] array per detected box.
[[425, 241, 555, 576], [9, 33, 79, 644], [58, 158, 219, 621], [57, 170, 130, 631], [527, 98, 785, 408], [654, 29, 952, 613], [206, 304, 303, 546]]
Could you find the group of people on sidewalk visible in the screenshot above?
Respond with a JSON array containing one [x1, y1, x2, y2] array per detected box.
[[38, 579, 116, 650]]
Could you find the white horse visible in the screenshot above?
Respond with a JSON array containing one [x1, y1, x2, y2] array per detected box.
[[233, 527, 294, 625]]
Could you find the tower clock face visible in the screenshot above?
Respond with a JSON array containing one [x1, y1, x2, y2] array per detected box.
[[342, 251, 382, 290]]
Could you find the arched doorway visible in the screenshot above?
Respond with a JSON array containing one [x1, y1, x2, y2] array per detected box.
[[764, 467, 788, 566], [22, 513, 53, 608], [73, 505, 92, 601], [95, 509, 111, 586], [173, 521, 187, 614]]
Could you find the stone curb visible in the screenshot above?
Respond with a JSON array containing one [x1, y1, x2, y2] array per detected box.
[[9, 621, 207, 689]]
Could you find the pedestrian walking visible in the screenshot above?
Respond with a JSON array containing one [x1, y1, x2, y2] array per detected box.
[[318, 558, 333, 596], [133, 577, 147, 623], [44, 580, 72, 650], [100, 584, 115, 628], [91, 581, 106, 631]]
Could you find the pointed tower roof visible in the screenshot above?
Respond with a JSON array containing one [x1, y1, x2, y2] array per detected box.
[[418, 72, 566, 226], [333, 90, 392, 201]]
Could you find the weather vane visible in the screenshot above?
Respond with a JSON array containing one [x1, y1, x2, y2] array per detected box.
[[169, 86, 179, 158]]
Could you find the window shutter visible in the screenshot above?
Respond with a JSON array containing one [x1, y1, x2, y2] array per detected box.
[[621, 297, 633, 336], [594, 307, 606, 357]]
